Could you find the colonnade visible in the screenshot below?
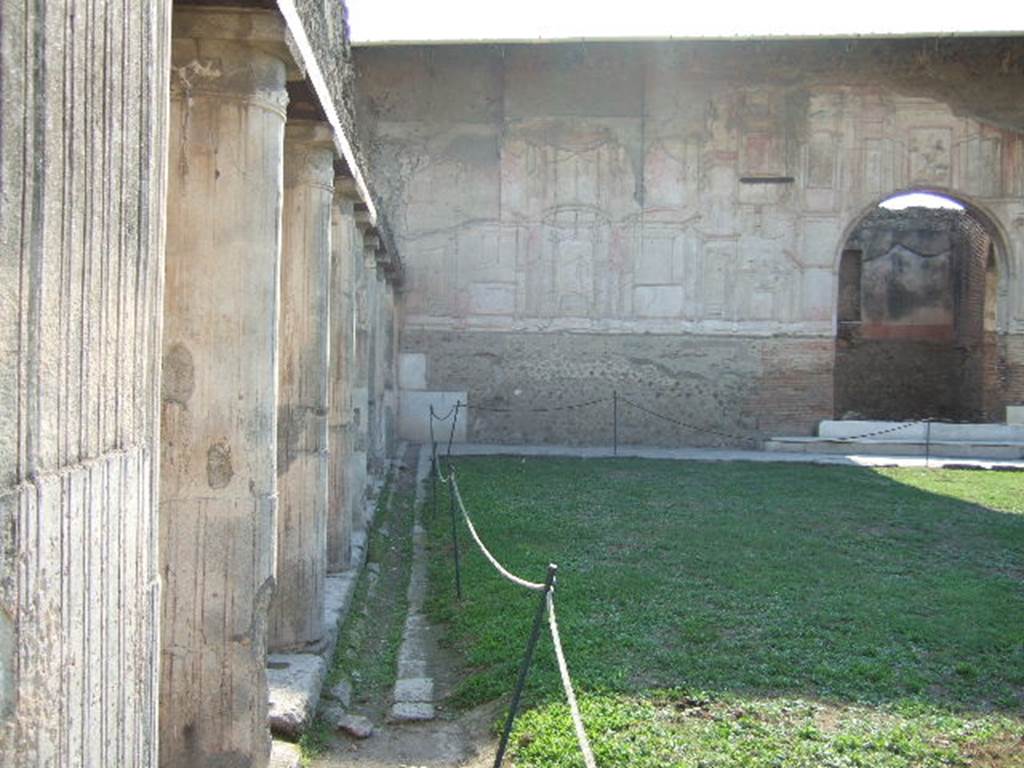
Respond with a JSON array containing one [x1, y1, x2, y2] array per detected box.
[[159, 8, 398, 766]]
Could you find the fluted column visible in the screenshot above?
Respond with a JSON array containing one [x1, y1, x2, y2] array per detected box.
[[382, 283, 400, 458], [349, 221, 371, 532], [327, 178, 360, 572], [160, 8, 289, 767], [0, 3, 170, 764], [364, 242, 383, 479], [268, 122, 335, 650]]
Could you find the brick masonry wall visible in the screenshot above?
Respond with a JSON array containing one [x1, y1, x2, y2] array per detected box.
[[835, 339, 966, 421]]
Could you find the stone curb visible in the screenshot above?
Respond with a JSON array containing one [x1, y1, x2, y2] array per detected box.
[[268, 451, 405, 746], [388, 447, 437, 724]]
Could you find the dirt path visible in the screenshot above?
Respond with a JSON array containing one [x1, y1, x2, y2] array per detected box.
[[311, 445, 499, 768]]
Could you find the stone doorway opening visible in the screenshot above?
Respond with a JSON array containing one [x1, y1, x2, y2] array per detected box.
[[834, 191, 1004, 422]]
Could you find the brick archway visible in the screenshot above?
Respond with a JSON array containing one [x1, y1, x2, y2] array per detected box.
[[833, 191, 1008, 422]]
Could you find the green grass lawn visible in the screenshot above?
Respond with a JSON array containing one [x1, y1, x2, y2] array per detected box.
[[425, 458, 1024, 767]]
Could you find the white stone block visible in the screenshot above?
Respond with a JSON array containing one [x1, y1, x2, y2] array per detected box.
[[399, 391, 468, 443], [1007, 406, 1024, 426], [399, 353, 427, 390], [267, 654, 328, 739]]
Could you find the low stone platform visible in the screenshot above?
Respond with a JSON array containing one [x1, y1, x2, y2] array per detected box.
[[445, 442, 1024, 469], [267, 572, 359, 739], [767, 420, 1024, 461]]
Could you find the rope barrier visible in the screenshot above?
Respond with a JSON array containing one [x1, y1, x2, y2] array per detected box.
[[428, 408, 452, 484], [619, 396, 759, 447], [450, 471, 547, 592], [425, 392, 942, 768], [429, 403, 460, 422], [436, 391, 933, 450], [463, 397, 611, 414], [831, 420, 916, 441], [432, 450, 598, 768], [547, 592, 597, 768]]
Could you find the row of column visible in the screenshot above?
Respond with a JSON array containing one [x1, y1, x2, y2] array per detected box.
[[159, 8, 396, 767]]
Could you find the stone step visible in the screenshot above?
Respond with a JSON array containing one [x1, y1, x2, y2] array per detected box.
[[269, 740, 302, 768], [267, 569, 362, 739]]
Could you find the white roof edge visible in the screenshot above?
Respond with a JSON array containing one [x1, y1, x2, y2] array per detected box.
[[353, 30, 1024, 47], [277, 0, 378, 225]]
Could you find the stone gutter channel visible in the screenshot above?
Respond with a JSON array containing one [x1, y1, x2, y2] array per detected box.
[[268, 452, 401, 768], [387, 445, 437, 723]]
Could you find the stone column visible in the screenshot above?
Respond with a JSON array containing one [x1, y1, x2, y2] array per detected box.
[[349, 219, 371, 534], [160, 9, 289, 767], [327, 178, 360, 572], [374, 265, 392, 463], [268, 122, 335, 650], [364, 238, 384, 478], [383, 283, 400, 458], [1, 3, 170, 764]]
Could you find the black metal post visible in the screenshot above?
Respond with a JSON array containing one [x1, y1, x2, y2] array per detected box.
[[431, 441, 438, 520], [448, 468, 463, 601], [613, 390, 618, 456], [447, 401, 461, 471], [493, 564, 559, 768], [925, 420, 932, 468], [429, 405, 438, 520]]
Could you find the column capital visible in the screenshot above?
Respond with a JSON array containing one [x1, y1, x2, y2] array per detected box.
[[334, 175, 362, 203], [363, 238, 380, 272], [285, 119, 334, 148], [284, 120, 335, 192], [354, 206, 374, 234], [171, 8, 293, 114], [172, 7, 291, 53]]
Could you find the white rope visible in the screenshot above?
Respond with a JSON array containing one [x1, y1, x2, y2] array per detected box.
[[443, 467, 596, 765], [547, 592, 597, 768], [450, 474, 546, 592]]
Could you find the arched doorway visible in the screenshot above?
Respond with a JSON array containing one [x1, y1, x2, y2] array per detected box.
[[834, 191, 1006, 422]]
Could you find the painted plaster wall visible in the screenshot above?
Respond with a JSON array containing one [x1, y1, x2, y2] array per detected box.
[[355, 40, 1024, 443], [0, 1, 169, 763]]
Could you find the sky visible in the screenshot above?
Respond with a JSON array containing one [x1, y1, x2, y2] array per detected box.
[[880, 193, 964, 210], [348, 0, 1023, 43]]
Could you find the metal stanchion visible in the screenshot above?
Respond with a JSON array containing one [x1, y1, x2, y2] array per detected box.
[[449, 467, 463, 601], [613, 390, 618, 456], [431, 441, 438, 519], [493, 564, 559, 768]]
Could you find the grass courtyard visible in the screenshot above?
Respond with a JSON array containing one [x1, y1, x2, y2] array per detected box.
[[425, 458, 1024, 767]]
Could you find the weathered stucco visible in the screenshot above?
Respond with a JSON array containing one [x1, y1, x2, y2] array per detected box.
[[0, 1, 170, 764], [355, 39, 1024, 442]]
